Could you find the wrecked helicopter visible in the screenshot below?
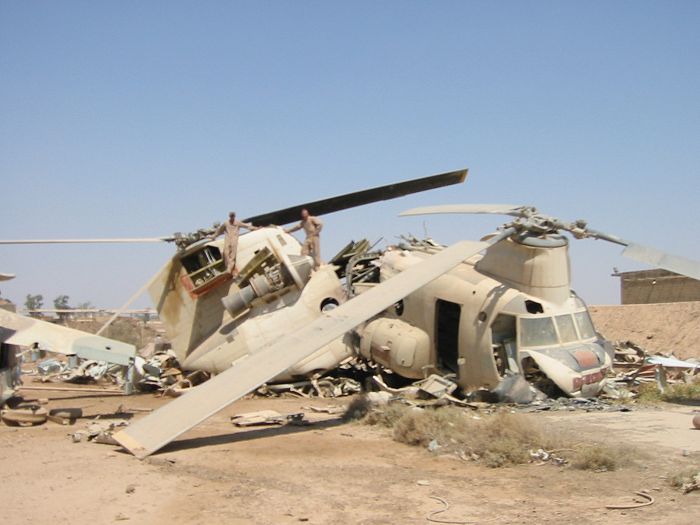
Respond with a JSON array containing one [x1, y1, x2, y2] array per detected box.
[[2, 169, 699, 457]]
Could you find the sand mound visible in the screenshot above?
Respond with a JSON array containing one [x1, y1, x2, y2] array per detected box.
[[589, 302, 700, 360]]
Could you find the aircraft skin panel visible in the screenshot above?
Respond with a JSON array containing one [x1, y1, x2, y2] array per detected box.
[[114, 239, 488, 459]]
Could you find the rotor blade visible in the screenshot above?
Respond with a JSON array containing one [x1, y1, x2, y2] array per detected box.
[[114, 237, 492, 458], [577, 227, 700, 281], [399, 203, 526, 217], [0, 273, 15, 281], [243, 169, 468, 226], [622, 242, 700, 281], [0, 237, 172, 245], [96, 270, 163, 336]]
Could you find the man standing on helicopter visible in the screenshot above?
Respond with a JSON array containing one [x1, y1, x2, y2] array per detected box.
[[284, 208, 323, 268], [211, 211, 259, 277]]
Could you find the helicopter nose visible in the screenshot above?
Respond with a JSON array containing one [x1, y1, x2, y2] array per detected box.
[[520, 340, 611, 398]]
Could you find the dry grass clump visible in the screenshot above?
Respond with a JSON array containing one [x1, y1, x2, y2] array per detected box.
[[343, 396, 415, 427], [636, 382, 664, 403], [392, 408, 548, 467], [661, 382, 700, 402], [636, 381, 700, 404], [363, 403, 413, 428], [354, 402, 627, 470], [570, 444, 623, 472], [343, 396, 373, 422], [668, 466, 700, 489]]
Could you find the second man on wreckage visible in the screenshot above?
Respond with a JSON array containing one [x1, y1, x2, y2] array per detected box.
[[210, 211, 260, 278]]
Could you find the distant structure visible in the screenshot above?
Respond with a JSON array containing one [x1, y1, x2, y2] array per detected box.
[[613, 269, 700, 304]]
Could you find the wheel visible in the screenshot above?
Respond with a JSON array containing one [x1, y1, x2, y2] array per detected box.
[[1, 407, 48, 426]]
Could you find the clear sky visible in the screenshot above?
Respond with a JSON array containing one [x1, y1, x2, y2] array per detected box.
[[1, 1, 698, 310]]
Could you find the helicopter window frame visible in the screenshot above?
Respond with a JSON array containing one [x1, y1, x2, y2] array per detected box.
[[573, 310, 597, 340], [554, 314, 578, 344], [518, 316, 558, 348], [519, 309, 598, 349]]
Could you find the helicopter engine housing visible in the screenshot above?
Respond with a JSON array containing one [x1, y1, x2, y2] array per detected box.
[[359, 318, 431, 379], [475, 235, 571, 304]]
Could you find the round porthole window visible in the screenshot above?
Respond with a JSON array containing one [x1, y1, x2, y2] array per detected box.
[[320, 298, 339, 312]]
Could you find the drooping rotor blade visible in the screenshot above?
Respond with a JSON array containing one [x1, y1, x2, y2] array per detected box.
[[96, 270, 163, 336], [567, 226, 700, 281], [0, 273, 15, 281], [400, 203, 527, 217], [621, 243, 700, 281], [244, 169, 468, 226], [0, 237, 173, 245], [114, 236, 499, 459]]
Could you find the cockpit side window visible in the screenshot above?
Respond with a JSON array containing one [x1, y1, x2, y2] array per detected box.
[[574, 311, 596, 340]]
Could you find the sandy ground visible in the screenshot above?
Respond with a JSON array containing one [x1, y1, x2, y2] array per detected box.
[[1, 388, 699, 525], [590, 302, 700, 360]]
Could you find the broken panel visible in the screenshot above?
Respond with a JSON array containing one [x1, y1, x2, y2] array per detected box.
[[180, 245, 229, 295]]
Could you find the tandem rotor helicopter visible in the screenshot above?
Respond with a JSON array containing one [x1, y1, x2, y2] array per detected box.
[[2, 168, 699, 458]]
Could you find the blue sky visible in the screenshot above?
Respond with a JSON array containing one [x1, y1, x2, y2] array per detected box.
[[1, 1, 698, 309]]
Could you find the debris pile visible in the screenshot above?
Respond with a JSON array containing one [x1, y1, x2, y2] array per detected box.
[[25, 344, 210, 396], [33, 357, 127, 386], [254, 375, 362, 398], [607, 340, 700, 398], [71, 418, 129, 445], [231, 410, 308, 427], [681, 472, 700, 494], [28, 356, 132, 393], [64, 360, 127, 385], [518, 396, 632, 413], [529, 448, 567, 466], [135, 348, 210, 396]]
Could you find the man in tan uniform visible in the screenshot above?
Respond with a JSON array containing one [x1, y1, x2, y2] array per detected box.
[[211, 212, 259, 277], [285, 208, 323, 268]]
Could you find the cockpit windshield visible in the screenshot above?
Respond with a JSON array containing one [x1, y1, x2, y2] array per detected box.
[[555, 314, 578, 343], [519, 310, 597, 348]]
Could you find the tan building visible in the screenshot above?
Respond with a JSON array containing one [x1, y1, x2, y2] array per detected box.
[[614, 269, 700, 304]]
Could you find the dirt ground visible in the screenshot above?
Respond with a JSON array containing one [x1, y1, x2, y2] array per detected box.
[[590, 302, 700, 360], [1, 388, 699, 525]]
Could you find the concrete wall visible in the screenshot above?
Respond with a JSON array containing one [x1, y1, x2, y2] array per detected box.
[[589, 302, 700, 359], [616, 269, 700, 304]]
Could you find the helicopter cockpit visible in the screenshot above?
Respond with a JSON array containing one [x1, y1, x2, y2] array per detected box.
[[518, 309, 597, 349], [515, 307, 612, 397]]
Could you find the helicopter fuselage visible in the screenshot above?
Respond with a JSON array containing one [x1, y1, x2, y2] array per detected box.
[[151, 227, 611, 398], [359, 241, 612, 397]]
